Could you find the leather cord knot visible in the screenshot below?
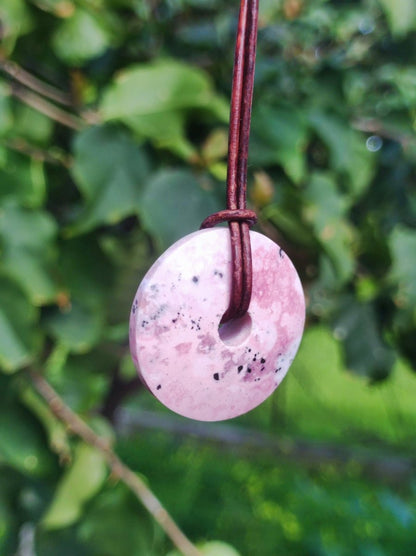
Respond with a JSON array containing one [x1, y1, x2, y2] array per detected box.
[[200, 209, 257, 229]]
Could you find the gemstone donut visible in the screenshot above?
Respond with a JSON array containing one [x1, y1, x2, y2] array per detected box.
[[129, 228, 305, 421]]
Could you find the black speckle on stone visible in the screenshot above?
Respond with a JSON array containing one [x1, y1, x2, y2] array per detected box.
[[214, 270, 224, 279], [190, 317, 202, 331], [260, 366, 265, 372], [279, 248, 284, 259], [172, 318, 177, 323], [213, 373, 220, 381], [157, 385, 162, 390], [247, 367, 252, 373], [248, 348, 252, 353], [238, 365, 243, 373], [192, 276, 199, 283], [141, 320, 149, 328], [261, 357, 266, 364], [275, 367, 282, 373]]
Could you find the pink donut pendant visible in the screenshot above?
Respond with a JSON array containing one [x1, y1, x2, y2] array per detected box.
[[129, 228, 305, 421]]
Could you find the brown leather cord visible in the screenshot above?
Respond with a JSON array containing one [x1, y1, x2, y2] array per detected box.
[[200, 0, 259, 324], [200, 209, 257, 229]]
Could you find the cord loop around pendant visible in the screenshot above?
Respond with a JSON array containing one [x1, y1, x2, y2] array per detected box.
[[200, 209, 257, 230], [201, 0, 259, 324]]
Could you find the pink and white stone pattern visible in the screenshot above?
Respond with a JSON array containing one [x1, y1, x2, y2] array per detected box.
[[129, 228, 305, 421]]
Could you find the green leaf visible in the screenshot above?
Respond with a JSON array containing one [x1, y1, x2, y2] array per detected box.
[[0, 0, 33, 51], [258, 0, 280, 23], [0, 399, 54, 476], [69, 125, 150, 234], [263, 194, 316, 249], [200, 543, 241, 556], [71, 126, 149, 200], [52, 8, 113, 65], [79, 485, 153, 555], [168, 541, 241, 556], [0, 276, 40, 373], [101, 59, 227, 120], [378, 0, 416, 36], [283, 326, 415, 443], [43, 301, 104, 353], [45, 352, 110, 414], [59, 236, 114, 308], [0, 81, 13, 136], [389, 226, 416, 366], [20, 385, 71, 461], [0, 200, 58, 304], [123, 110, 196, 160], [201, 128, 228, 164], [42, 442, 107, 530], [303, 173, 355, 285], [309, 111, 375, 198], [140, 169, 222, 250], [11, 104, 54, 145], [35, 528, 90, 556], [377, 65, 416, 109], [389, 226, 416, 311], [332, 296, 396, 379], [100, 60, 228, 156], [251, 105, 309, 184], [0, 148, 47, 208], [0, 495, 15, 555]]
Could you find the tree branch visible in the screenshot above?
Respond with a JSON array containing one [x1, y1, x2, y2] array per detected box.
[[28, 369, 203, 556], [10, 85, 84, 130], [2, 137, 73, 167], [352, 117, 416, 149], [118, 408, 416, 485], [0, 56, 73, 106]]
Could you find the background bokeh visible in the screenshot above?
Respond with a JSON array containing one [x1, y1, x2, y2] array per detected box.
[[0, 0, 415, 554]]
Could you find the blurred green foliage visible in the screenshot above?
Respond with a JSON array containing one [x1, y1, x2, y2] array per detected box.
[[0, 0, 416, 554]]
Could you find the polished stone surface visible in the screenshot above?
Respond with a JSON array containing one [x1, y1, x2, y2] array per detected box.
[[130, 228, 305, 421]]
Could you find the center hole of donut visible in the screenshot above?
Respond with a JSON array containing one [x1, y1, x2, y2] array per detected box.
[[218, 312, 252, 346]]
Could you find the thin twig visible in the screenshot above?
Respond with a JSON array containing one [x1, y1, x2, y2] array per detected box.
[[118, 408, 416, 485], [0, 56, 73, 106], [2, 137, 73, 168], [28, 369, 203, 556], [352, 117, 416, 149], [10, 85, 84, 130]]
